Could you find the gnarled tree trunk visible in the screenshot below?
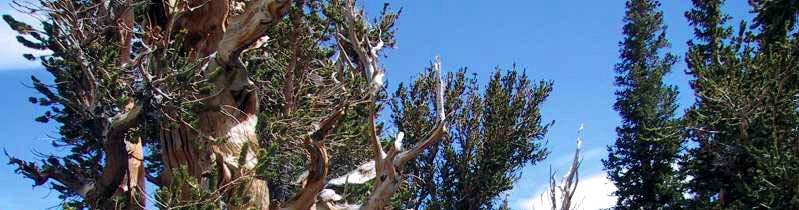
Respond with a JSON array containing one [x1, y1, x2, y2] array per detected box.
[[7, 0, 449, 209], [155, 0, 289, 209]]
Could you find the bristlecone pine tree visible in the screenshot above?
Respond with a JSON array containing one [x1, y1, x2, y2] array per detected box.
[[1, 0, 554, 209], [388, 65, 552, 210], [682, 0, 799, 209], [603, 0, 684, 209]]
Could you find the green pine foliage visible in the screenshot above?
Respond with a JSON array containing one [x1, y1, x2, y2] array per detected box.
[[3, 11, 138, 209], [250, 2, 375, 204], [4, 1, 390, 208], [682, 0, 799, 209], [6, 0, 799, 209], [390, 65, 552, 210], [603, 0, 685, 209]]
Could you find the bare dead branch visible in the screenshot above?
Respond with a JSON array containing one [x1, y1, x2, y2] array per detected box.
[[547, 125, 583, 210]]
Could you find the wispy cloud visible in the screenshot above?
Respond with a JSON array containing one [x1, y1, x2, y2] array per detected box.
[[515, 172, 616, 210]]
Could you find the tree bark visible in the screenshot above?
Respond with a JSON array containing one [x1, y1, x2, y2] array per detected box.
[[10, 1, 448, 209], [156, 1, 290, 209]]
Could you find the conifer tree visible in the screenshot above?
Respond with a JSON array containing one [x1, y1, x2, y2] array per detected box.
[[603, 0, 684, 209], [682, 0, 799, 208], [389, 66, 552, 210], [749, 0, 799, 47], [1, 0, 473, 209]]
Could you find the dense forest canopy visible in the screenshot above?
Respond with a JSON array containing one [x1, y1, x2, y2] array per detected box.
[[1, 0, 797, 210]]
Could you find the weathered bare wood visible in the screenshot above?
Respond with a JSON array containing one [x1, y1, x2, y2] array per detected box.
[[124, 137, 146, 210], [12, 0, 457, 209], [326, 2, 451, 208], [280, 142, 329, 210], [191, 1, 289, 209], [548, 126, 583, 210], [359, 58, 448, 210], [281, 106, 348, 210]]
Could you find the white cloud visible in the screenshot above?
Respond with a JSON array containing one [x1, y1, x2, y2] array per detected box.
[[516, 173, 617, 210]]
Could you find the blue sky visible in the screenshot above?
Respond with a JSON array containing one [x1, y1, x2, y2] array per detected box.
[[0, 1, 753, 209]]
